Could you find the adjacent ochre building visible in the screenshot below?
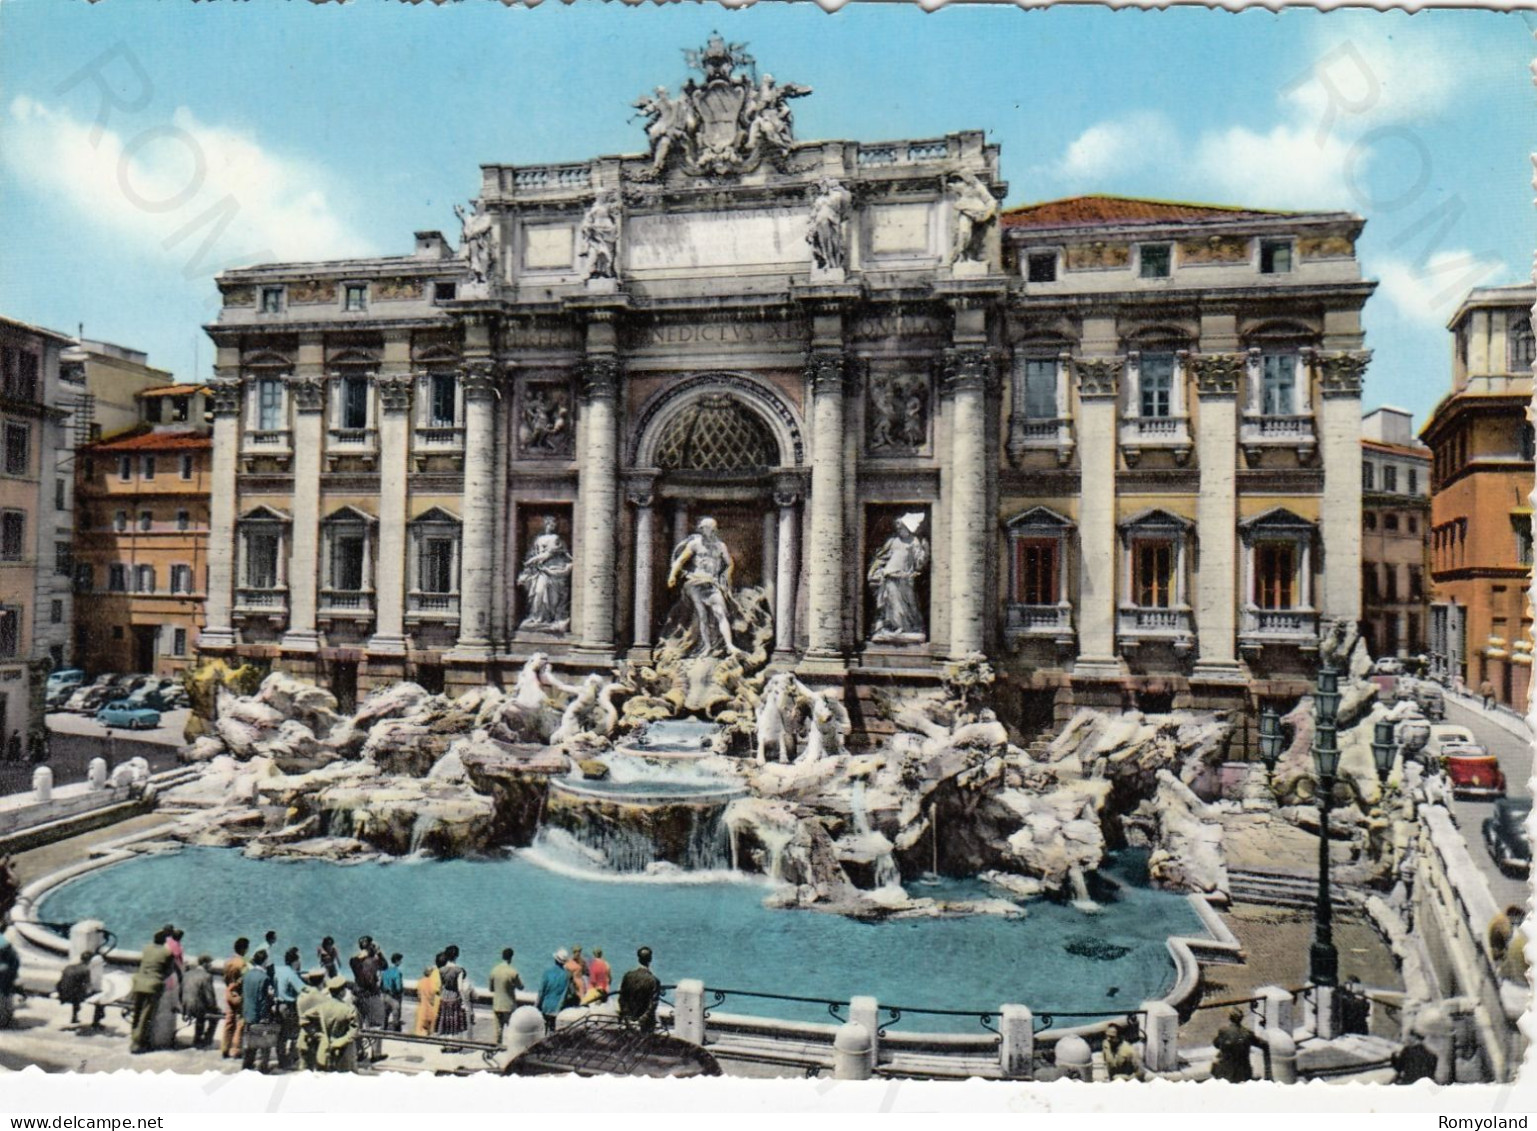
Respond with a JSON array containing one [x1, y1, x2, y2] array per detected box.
[[1360, 406, 1431, 659], [1425, 285, 1535, 707], [73, 384, 212, 678], [197, 45, 1369, 727]]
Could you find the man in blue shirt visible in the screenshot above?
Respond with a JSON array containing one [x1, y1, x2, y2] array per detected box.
[[380, 953, 405, 1033], [271, 948, 306, 1070], [240, 949, 275, 1072], [537, 949, 571, 1032]]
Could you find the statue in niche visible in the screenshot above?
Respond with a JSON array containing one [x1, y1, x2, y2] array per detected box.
[[806, 177, 852, 273], [947, 168, 998, 264], [666, 517, 737, 658], [454, 199, 498, 287], [517, 516, 572, 633], [868, 372, 927, 451], [867, 513, 930, 642], [579, 190, 621, 281], [518, 387, 570, 455]]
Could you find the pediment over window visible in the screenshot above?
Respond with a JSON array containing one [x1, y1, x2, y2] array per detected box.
[[238, 504, 291, 524], [412, 344, 461, 365], [1119, 507, 1194, 534], [321, 505, 377, 526], [1239, 506, 1315, 536], [1005, 505, 1075, 531], [409, 506, 461, 526], [327, 348, 380, 368], [242, 351, 292, 369]]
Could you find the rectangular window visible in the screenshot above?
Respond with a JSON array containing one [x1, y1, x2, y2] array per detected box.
[[1522, 423, 1535, 461], [1408, 566, 1424, 601], [144, 397, 164, 424], [1140, 354, 1174, 418], [1261, 354, 1296, 416], [1364, 512, 1376, 531], [173, 628, 188, 656], [180, 453, 194, 479], [434, 282, 457, 303], [139, 510, 153, 532], [50, 599, 63, 625], [1407, 468, 1418, 494], [54, 542, 71, 575], [142, 455, 156, 480], [429, 374, 457, 427], [1134, 541, 1174, 607], [55, 478, 66, 511], [1384, 513, 1399, 532], [1362, 463, 1374, 490], [1026, 252, 1058, 283], [246, 532, 279, 589], [0, 512, 22, 560], [1515, 521, 1534, 567], [341, 377, 370, 430], [420, 537, 456, 594], [0, 349, 12, 397], [261, 286, 283, 314], [1509, 318, 1535, 372], [1383, 465, 1397, 493], [1255, 543, 1296, 610], [170, 396, 189, 423], [257, 378, 284, 431], [108, 564, 128, 592], [3, 422, 28, 476], [1259, 239, 1294, 274], [1407, 515, 1418, 534], [177, 509, 190, 531], [75, 563, 93, 591], [118, 455, 132, 482], [1014, 539, 1058, 606], [1383, 566, 1398, 603], [344, 284, 367, 312], [135, 564, 155, 593], [331, 533, 366, 591], [1139, 244, 1172, 279], [1022, 359, 1057, 420], [113, 510, 127, 532], [1362, 564, 1378, 602], [16, 351, 38, 401], [170, 564, 193, 594], [0, 608, 17, 658]]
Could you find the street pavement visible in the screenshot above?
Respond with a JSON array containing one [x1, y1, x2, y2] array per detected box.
[[1440, 694, 1532, 910], [0, 710, 187, 798]]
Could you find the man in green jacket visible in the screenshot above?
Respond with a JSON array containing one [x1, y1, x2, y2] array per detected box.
[[129, 929, 175, 1054], [312, 975, 360, 1072], [488, 948, 523, 1045]]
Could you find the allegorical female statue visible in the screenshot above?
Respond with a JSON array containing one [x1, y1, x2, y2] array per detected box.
[[517, 516, 572, 633], [867, 513, 930, 642]]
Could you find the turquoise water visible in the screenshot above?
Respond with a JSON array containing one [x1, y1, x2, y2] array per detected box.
[[37, 847, 1203, 1033]]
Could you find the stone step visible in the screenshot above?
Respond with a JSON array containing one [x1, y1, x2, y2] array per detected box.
[[1227, 869, 1365, 910]]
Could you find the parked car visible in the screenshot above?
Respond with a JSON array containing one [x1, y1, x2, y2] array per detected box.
[[1414, 683, 1445, 721], [95, 700, 162, 730], [1483, 797, 1532, 874], [65, 676, 119, 714], [1439, 742, 1505, 798], [1426, 723, 1477, 760], [1392, 677, 1419, 703], [1371, 657, 1405, 675], [1395, 716, 1431, 755], [45, 669, 86, 710], [125, 678, 177, 711]]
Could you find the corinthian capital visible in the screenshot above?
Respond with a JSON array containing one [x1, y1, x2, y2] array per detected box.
[[1072, 356, 1122, 400], [1317, 350, 1371, 398], [287, 376, 326, 413], [461, 359, 502, 401], [579, 355, 621, 400], [209, 379, 243, 418], [1189, 353, 1245, 398], [805, 351, 848, 396], [941, 347, 995, 395], [377, 374, 415, 414]]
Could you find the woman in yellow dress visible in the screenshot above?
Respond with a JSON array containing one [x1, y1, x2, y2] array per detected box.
[[413, 953, 443, 1037]]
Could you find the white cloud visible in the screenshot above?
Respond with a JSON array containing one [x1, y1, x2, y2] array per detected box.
[[4, 95, 372, 273], [1189, 121, 1359, 212], [1375, 249, 1507, 327], [1054, 112, 1178, 182]]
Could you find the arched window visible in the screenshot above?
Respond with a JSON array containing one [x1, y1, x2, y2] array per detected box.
[[655, 395, 779, 472]]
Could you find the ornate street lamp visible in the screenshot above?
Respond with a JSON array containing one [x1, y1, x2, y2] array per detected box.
[[1371, 718, 1399, 787], [1258, 706, 1284, 778], [1310, 663, 1342, 988]]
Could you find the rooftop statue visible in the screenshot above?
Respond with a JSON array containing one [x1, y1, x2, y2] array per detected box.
[[454, 199, 498, 287]]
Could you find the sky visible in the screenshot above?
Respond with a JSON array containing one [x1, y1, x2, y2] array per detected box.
[[0, 0, 1533, 428]]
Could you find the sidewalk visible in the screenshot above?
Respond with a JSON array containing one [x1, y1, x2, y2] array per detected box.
[[1443, 686, 1532, 745]]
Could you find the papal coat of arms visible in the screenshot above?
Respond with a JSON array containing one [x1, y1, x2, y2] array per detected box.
[[632, 34, 812, 178]]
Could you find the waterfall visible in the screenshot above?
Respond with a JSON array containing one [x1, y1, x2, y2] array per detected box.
[[850, 779, 903, 892], [536, 787, 738, 874], [1068, 864, 1101, 914]]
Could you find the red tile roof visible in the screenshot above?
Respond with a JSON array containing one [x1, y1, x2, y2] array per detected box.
[[138, 384, 209, 398], [1001, 195, 1295, 231], [83, 429, 212, 453]]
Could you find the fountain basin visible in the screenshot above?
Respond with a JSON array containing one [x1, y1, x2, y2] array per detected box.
[[613, 718, 720, 760], [34, 846, 1210, 1034]]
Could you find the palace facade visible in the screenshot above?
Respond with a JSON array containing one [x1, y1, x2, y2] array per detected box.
[[198, 45, 1370, 726]]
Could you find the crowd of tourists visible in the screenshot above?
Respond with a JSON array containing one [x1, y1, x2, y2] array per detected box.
[[49, 923, 663, 1072]]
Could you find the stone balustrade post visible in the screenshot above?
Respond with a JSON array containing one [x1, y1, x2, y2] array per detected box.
[[1140, 1001, 1179, 1073], [999, 1003, 1034, 1079], [1266, 1029, 1298, 1084], [68, 920, 105, 965], [87, 757, 107, 791], [833, 1022, 873, 1081], [32, 765, 52, 803], [673, 978, 706, 1045], [1255, 985, 1294, 1038], [505, 1005, 545, 1055], [849, 995, 879, 1073]]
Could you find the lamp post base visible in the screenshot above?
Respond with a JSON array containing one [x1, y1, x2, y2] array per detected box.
[[1309, 942, 1339, 987]]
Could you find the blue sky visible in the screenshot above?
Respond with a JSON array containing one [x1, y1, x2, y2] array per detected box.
[[0, 1, 1532, 427]]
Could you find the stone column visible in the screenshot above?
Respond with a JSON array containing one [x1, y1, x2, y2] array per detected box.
[[943, 347, 993, 659], [1071, 358, 1127, 679], [1319, 352, 1370, 624], [802, 352, 847, 666], [199, 380, 243, 648], [449, 362, 499, 658], [280, 375, 326, 651], [773, 486, 800, 658], [575, 356, 621, 657], [630, 489, 655, 649], [1190, 354, 1246, 682], [369, 374, 413, 653]]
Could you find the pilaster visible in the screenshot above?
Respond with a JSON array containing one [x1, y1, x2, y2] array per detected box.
[[1189, 353, 1246, 683], [1070, 356, 1128, 681], [199, 380, 243, 649], [369, 373, 413, 654], [574, 352, 621, 658], [448, 360, 501, 660], [280, 362, 327, 653], [800, 348, 849, 674], [941, 346, 994, 659], [1318, 350, 1369, 624]]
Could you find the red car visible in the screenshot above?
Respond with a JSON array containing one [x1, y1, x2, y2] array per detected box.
[[1440, 743, 1506, 799]]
